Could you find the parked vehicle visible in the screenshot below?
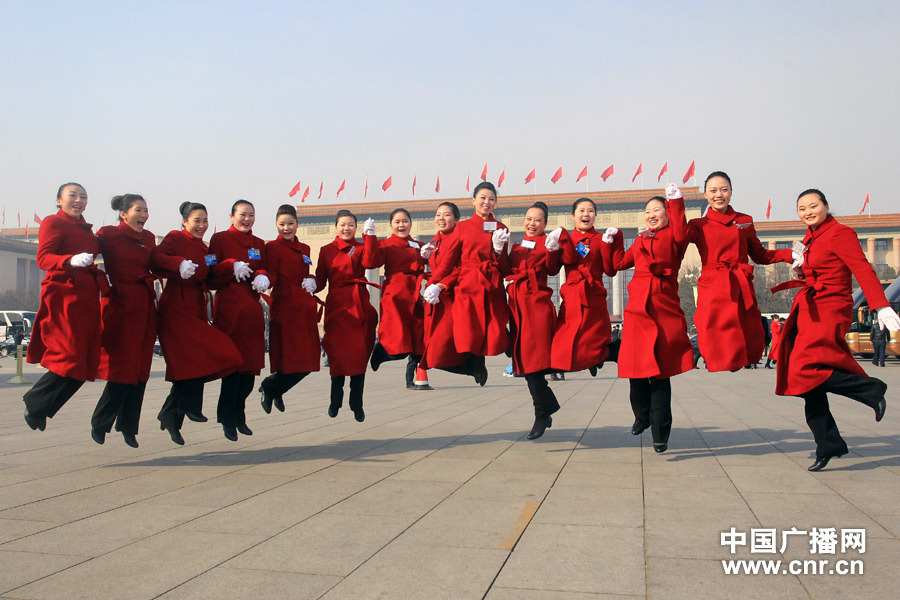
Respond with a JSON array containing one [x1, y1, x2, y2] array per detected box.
[[845, 279, 898, 359]]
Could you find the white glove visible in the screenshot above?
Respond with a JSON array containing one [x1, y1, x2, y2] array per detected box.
[[791, 249, 804, 272], [876, 306, 900, 332], [363, 218, 376, 236], [422, 283, 442, 304], [178, 260, 198, 279], [665, 183, 683, 200], [545, 227, 563, 251], [420, 242, 436, 259], [251, 273, 270, 293], [70, 252, 94, 267], [233, 261, 252, 281], [491, 228, 510, 253], [301, 277, 317, 295], [601, 227, 619, 244]]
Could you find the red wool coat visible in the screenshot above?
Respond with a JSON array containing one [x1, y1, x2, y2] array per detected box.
[[265, 236, 321, 374], [768, 320, 783, 357], [315, 235, 382, 376], [669, 197, 791, 372], [150, 229, 243, 382], [208, 226, 269, 375], [419, 229, 466, 370], [429, 214, 510, 357], [775, 215, 890, 396], [506, 234, 561, 374], [608, 226, 694, 379], [27, 210, 104, 381], [551, 227, 614, 372], [96, 223, 158, 384], [376, 234, 427, 356]]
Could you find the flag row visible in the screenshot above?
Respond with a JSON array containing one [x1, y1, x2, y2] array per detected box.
[[286, 161, 698, 201]]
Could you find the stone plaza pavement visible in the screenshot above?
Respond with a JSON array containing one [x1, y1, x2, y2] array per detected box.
[[0, 354, 898, 600]]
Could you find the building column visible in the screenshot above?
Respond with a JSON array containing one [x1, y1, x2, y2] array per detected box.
[[866, 237, 876, 263], [893, 237, 900, 275], [612, 271, 623, 318], [767, 241, 776, 250], [366, 268, 381, 315]]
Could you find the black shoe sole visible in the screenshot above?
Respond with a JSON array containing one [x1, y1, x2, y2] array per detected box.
[[91, 429, 106, 445], [223, 426, 238, 442], [183, 412, 208, 423], [354, 410, 365, 422], [122, 434, 139, 448]]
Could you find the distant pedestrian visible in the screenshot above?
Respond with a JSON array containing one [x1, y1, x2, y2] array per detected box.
[[871, 320, 888, 367]]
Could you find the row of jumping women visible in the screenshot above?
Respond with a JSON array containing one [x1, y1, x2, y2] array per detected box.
[[21, 173, 900, 470]]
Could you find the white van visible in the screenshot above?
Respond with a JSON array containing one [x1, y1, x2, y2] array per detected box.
[[0, 311, 35, 337]]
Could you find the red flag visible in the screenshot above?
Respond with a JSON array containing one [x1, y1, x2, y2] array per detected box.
[[480, 162, 488, 181], [412, 175, 417, 196], [382, 176, 392, 191], [1, 205, 5, 225], [33, 212, 42, 225], [524, 168, 536, 184], [435, 175, 440, 193], [213, 224, 217, 235], [682, 160, 695, 184], [497, 170, 506, 188], [318, 181, 323, 199], [765, 197, 772, 220], [859, 193, 869, 214], [632, 162, 643, 183], [301, 186, 310, 203], [551, 167, 563, 184], [657, 162, 668, 182], [364, 177, 368, 199], [18, 211, 21, 227], [288, 180, 301, 197], [466, 173, 470, 192], [600, 164, 614, 182], [576, 165, 588, 182], [336, 179, 346, 198], [25, 222, 29, 240]]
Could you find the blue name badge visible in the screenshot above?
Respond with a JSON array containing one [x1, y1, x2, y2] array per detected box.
[[248, 248, 261, 260], [576, 242, 590, 257], [204, 254, 217, 266], [303, 255, 313, 266]]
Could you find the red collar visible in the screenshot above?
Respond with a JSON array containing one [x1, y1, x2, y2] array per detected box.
[[333, 236, 360, 250], [705, 206, 737, 225], [804, 214, 837, 244], [55, 208, 93, 229]]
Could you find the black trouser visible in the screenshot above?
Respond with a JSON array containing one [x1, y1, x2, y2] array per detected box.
[[629, 377, 672, 444], [92, 381, 146, 435], [260, 371, 309, 400], [802, 370, 887, 459], [524, 372, 560, 419], [331, 374, 365, 411], [606, 338, 621, 363], [872, 341, 886, 367], [23, 371, 84, 419], [217, 372, 255, 427], [406, 355, 423, 386], [158, 378, 205, 430], [436, 354, 483, 377]]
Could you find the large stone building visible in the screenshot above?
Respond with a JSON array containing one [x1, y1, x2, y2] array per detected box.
[[0, 236, 40, 304]]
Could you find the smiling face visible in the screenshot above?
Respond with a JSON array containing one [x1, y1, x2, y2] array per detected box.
[[390, 212, 411, 238], [472, 188, 497, 218], [183, 209, 208, 239], [276, 214, 298, 241], [572, 200, 596, 232], [644, 199, 668, 230], [57, 184, 88, 218], [524, 207, 547, 237], [336, 216, 357, 241], [121, 199, 149, 232], [434, 206, 457, 233], [797, 193, 829, 229], [704, 176, 732, 213], [230, 203, 255, 233]]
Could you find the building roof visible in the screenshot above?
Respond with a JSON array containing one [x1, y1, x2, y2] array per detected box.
[[0, 234, 38, 255], [755, 213, 900, 237]]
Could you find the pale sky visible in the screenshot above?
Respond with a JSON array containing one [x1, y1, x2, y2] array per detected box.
[[1, 0, 897, 235]]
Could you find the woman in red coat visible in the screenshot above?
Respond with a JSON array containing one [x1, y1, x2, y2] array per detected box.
[[774, 189, 900, 471], [669, 174, 793, 372], [151, 202, 243, 445], [765, 316, 782, 369], [208, 200, 270, 441], [550, 197, 616, 375], [605, 196, 694, 453], [425, 182, 510, 375], [506, 202, 563, 440], [91, 194, 157, 448], [369, 208, 432, 390], [24, 183, 105, 432], [315, 209, 382, 422], [258, 205, 321, 413], [420, 202, 486, 384]]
